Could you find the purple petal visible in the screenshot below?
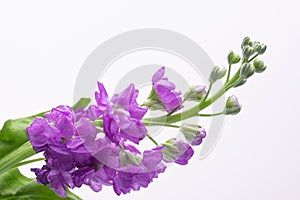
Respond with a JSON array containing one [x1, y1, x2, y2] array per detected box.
[[115, 84, 134, 109], [129, 89, 148, 120], [152, 66, 165, 84], [119, 120, 147, 144], [55, 116, 75, 138], [95, 82, 109, 111], [76, 118, 98, 143], [86, 105, 102, 121], [141, 148, 163, 169]]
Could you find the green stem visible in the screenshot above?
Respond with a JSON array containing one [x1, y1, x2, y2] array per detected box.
[[198, 112, 224, 117], [142, 121, 180, 128], [118, 144, 125, 153], [226, 64, 232, 83], [202, 82, 212, 102], [146, 134, 158, 146], [0, 141, 35, 175]]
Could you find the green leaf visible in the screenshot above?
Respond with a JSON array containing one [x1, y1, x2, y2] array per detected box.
[[72, 98, 91, 111], [0, 168, 82, 200], [0, 117, 35, 159]]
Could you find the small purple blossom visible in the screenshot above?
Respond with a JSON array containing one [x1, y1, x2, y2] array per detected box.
[[72, 165, 116, 192], [113, 147, 166, 195], [180, 124, 206, 146], [162, 138, 194, 165], [151, 66, 183, 113], [95, 82, 148, 145]]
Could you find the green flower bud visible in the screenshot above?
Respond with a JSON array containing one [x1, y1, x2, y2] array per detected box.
[[253, 59, 267, 73], [224, 95, 241, 115], [184, 85, 206, 101], [241, 36, 252, 48], [209, 66, 227, 83], [240, 63, 255, 78], [242, 45, 255, 59], [233, 78, 247, 88], [252, 41, 267, 55], [227, 51, 241, 64], [143, 88, 165, 110]]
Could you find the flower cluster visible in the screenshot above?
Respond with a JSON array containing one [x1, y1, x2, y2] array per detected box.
[[23, 36, 268, 198], [27, 67, 201, 197]]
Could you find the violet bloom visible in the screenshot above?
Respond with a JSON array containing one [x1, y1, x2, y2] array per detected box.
[[113, 147, 166, 195], [27, 104, 125, 197], [95, 82, 148, 145], [162, 138, 194, 165], [31, 149, 75, 198], [70, 137, 121, 193], [72, 165, 117, 192], [151, 66, 183, 113]]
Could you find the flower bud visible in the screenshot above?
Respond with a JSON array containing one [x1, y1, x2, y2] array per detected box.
[[224, 95, 241, 115], [209, 66, 227, 83], [227, 51, 241, 64], [252, 41, 267, 55], [180, 123, 206, 146], [162, 138, 194, 165], [240, 63, 255, 78], [241, 36, 252, 48], [233, 78, 247, 88], [242, 45, 255, 59], [253, 59, 267, 73], [184, 85, 206, 101]]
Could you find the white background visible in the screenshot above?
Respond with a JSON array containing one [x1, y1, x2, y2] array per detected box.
[[1, 1, 300, 199]]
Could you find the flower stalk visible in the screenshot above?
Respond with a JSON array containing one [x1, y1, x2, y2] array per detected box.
[[0, 36, 267, 198]]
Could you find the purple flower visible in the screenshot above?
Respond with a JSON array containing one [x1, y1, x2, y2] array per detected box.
[[44, 106, 75, 138], [180, 124, 206, 146], [27, 105, 106, 197], [31, 147, 75, 198], [90, 138, 121, 169], [48, 169, 74, 198], [27, 117, 59, 153], [31, 166, 50, 185], [113, 147, 166, 195], [162, 138, 194, 165], [95, 82, 148, 145], [151, 66, 183, 113], [69, 137, 121, 193], [72, 165, 116, 192]]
